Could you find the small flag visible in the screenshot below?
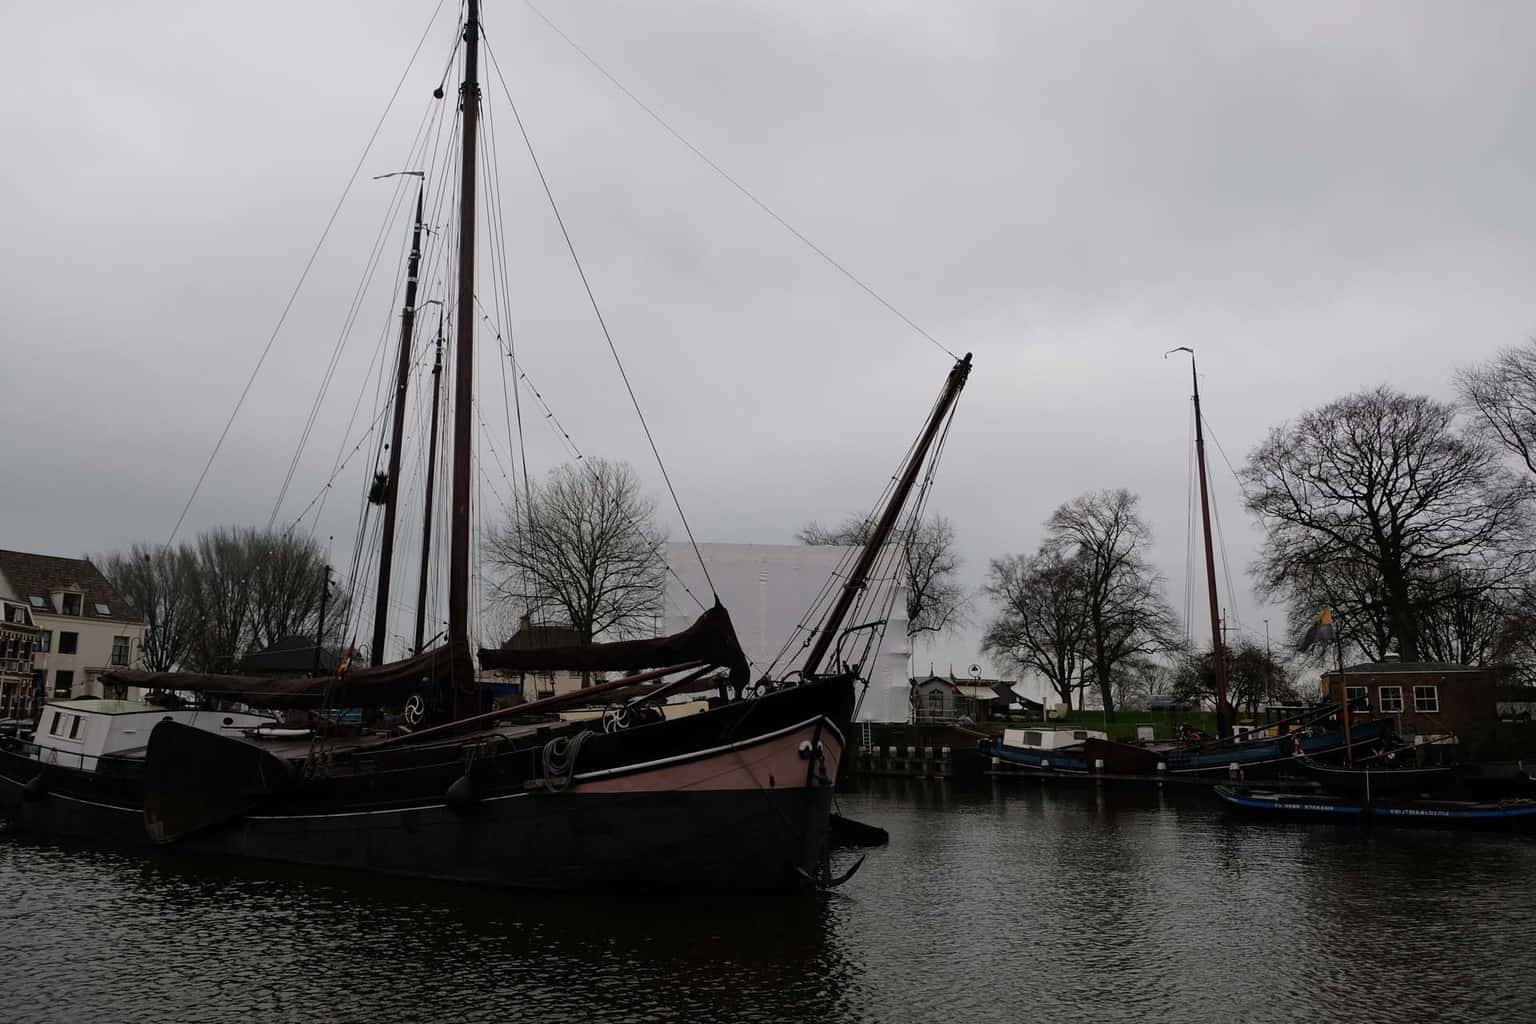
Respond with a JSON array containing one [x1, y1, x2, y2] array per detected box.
[[1299, 608, 1336, 652]]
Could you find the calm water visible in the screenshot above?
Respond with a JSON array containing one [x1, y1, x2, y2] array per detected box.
[[2, 782, 1532, 1024]]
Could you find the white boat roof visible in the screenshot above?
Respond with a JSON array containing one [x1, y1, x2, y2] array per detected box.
[[44, 700, 174, 716]]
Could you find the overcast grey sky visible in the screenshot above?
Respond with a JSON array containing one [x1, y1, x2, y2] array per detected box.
[[3, 1, 1534, 674]]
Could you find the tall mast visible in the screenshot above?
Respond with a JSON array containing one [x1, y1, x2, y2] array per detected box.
[[448, 0, 480, 665], [370, 183, 426, 664], [800, 354, 972, 679], [414, 311, 445, 653], [1174, 348, 1231, 738]]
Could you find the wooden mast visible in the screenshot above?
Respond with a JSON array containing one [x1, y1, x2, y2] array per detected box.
[[447, 0, 480, 685], [1178, 348, 1231, 738], [370, 183, 426, 664], [799, 353, 972, 679], [413, 310, 445, 654]]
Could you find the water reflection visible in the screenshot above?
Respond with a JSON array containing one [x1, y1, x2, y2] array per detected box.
[[3, 783, 1533, 1024]]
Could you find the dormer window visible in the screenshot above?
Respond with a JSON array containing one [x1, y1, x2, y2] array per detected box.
[[94, 603, 111, 616], [61, 593, 82, 616]]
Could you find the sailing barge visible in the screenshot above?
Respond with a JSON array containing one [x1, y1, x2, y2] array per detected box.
[[0, 0, 972, 888]]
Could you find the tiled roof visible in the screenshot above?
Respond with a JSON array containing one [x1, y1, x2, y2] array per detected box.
[[0, 549, 140, 623]]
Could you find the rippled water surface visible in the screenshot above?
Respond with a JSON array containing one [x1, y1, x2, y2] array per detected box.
[[3, 782, 1532, 1023]]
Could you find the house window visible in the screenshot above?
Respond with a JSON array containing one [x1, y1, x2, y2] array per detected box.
[[1414, 685, 1440, 714], [927, 690, 945, 718], [61, 593, 82, 616], [53, 670, 73, 698], [28, 596, 45, 609], [103, 681, 127, 701], [94, 603, 111, 616], [110, 636, 130, 667], [36, 631, 50, 654], [58, 632, 78, 655], [1345, 686, 1369, 711], [1379, 686, 1404, 713]]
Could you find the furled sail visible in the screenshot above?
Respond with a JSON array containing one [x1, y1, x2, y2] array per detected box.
[[101, 637, 476, 710], [477, 602, 750, 691]]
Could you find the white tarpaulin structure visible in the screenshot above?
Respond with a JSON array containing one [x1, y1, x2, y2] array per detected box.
[[663, 543, 913, 724]]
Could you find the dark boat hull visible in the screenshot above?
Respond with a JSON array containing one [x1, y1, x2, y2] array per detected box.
[[1214, 785, 1536, 831], [1, 678, 854, 889], [1293, 756, 1460, 799]]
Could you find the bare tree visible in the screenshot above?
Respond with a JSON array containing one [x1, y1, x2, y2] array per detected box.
[[245, 532, 342, 654], [981, 549, 1089, 711], [103, 528, 346, 673], [98, 544, 196, 672], [1457, 339, 1536, 476], [797, 513, 968, 637], [1172, 641, 1295, 713], [1044, 489, 1181, 720], [1244, 387, 1533, 662], [487, 459, 667, 643], [184, 527, 257, 673]]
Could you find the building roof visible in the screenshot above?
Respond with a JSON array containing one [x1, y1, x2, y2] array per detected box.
[[1325, 661, 1493, 676], [0, 549, 140, 623], [501, 615, 584, 651], [236, 634, 342, 675]]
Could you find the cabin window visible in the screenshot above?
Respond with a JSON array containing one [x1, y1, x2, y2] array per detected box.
[[53, 670, 73, 698], [49, 711, 62, 735], [61, 593, 82, 617], [1414, 685, 1440, 714], [58, 632, 78, 655], [1024, 731, 1043, 746], [68, 715, 82, 740], [1073, 730, 1088, 741], [36, 632, 50, 654], [1379, 686, 1404, 713], [110, 636, 130, 667]]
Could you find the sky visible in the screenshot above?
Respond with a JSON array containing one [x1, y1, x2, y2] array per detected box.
[[3, 1, 1534, 677]]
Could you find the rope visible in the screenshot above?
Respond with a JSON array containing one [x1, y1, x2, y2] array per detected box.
[[165, 0, 450, 545], [520, 0, 960, 363], [482, 33, 718, 602], [540, 728, 592, 793]]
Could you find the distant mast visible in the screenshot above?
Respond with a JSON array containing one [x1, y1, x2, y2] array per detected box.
[[371, 182, 426, 664], [447, 0, 481, 679], [1171, 347, 1231, 738], [414, 309, 445, 654]]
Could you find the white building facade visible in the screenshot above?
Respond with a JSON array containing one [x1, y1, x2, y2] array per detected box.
[[0, 550, 145, 703]]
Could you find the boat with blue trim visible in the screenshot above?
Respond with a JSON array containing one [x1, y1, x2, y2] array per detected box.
[[1214, 784, 1536, 830]]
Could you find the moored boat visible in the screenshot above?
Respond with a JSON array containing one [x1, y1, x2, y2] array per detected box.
[[1214, 784, 1536, 831]]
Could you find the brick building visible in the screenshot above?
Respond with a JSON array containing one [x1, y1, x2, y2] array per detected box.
[[1321, 658, 1495, 738]]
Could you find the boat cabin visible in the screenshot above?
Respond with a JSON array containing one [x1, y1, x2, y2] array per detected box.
[[31, 700, 274, 771], [1002, 727, 1108, 751]]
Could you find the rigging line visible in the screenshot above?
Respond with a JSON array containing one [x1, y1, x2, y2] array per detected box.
[[471, 297, 710, 616], [483, 36, 718, 602], [481, 84, 541, 616], [168, 0, 448, 546], [515, 5, 960, 364], [1200, 413, 1254, 501]]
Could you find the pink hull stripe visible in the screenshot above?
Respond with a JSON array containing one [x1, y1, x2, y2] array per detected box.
[[576, 721, 844, 795]]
